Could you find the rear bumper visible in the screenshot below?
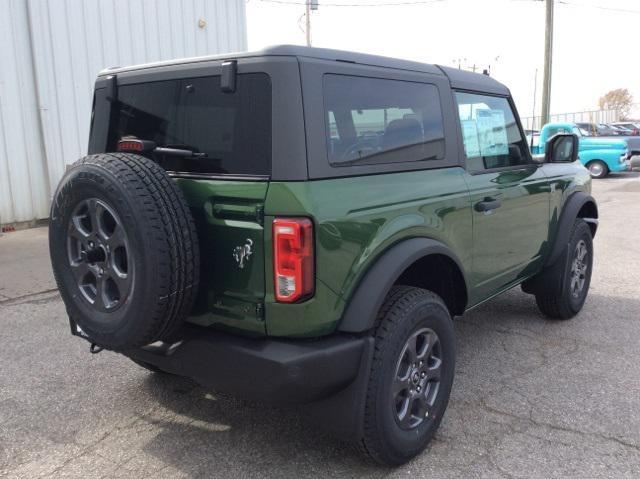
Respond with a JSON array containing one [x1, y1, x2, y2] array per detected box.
[[124, 326, 367, 404]]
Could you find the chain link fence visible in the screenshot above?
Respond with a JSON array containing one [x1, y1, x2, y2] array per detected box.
[[520, 109, 620, 131]]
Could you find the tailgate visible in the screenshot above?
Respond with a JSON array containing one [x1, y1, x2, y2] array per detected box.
[[176, 178, 268, 335]]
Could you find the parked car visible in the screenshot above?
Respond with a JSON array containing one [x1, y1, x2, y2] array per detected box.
[[611, 122, 640, 135], [609, 124, 633, 136], [575, 122, 620, 136], [48, 46, 598, 466], [597, 123, 619, 136], [533, 122, 630, 178]]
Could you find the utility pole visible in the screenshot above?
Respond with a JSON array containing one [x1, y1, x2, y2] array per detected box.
[[541, 0, 554, 126], [305, 1, 311, 46]]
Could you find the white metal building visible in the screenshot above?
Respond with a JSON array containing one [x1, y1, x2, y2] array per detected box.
[[0, 0, 247, 226]]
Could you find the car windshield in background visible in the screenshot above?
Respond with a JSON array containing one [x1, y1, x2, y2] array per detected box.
[[110, 73, 271, 176], [323, 75, 445, 166]]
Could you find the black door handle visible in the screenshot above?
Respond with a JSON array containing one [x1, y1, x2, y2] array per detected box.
[[474, 197, 502, 212]]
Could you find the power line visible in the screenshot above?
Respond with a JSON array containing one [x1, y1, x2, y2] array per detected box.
[[256, 0, 640, 17], [258, 0, 448, 6], [558, 1, 640, 15], [258, 0, 640, 12]]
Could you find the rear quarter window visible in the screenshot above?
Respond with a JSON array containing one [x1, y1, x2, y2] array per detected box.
[[323, 74, 445, 166], [110, 73, 271, 176]]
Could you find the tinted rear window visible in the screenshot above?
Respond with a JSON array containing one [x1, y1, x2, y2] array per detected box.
[[110, 73, 271, 175], [323, 74, 445, 166]]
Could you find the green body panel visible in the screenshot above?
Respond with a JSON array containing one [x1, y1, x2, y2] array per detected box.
[[173, 162, 591, 339], [176, 178, 269, 336], [462, 165, 551, 304], [264, 168, 473, 337], [541, 161, 592, 246]]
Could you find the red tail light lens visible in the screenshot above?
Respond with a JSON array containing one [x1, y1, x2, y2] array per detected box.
[[273, 218, 314, 303], [117, 138, 156, 153], [117, 139, 144, 152]]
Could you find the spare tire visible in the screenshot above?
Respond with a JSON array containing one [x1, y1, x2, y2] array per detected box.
[[49, 153, 199, 350]]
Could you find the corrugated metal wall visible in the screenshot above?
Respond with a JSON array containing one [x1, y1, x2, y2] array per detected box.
[[0, 0, 247, 225], [0, 0, 51, 225]]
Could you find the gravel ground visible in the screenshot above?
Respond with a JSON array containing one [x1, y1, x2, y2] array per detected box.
[[1, 173, 639, 478]]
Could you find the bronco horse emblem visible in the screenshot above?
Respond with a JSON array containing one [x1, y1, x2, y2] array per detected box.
[[233, 239, 253, 269]]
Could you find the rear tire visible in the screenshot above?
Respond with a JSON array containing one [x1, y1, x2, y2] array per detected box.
[[359, 286, 455, 466], [587, 160, 608, 179], [535, 219, 593, 320]]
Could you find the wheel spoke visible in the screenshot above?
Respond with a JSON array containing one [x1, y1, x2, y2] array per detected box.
[[393, 376, 409, 395], [578, 243, 587, 262], [571, 276, 580, 295], [95, 275, 109, 309], [86, 199, 100, 236], [94, 201, 111, 241], [425, 357, 442, 380], [398, 395, 415, 428], [420, 332, 437, 361], [415, 393, 434, 419], [70, 260, 90, 283], [109, 270, 129, 300], [405, 335, 418, 364], [69, 216, 90, 241], [106, 224, 127, 249]]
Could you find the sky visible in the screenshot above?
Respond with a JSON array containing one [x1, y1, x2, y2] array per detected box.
[[245, 0, 640, 120]]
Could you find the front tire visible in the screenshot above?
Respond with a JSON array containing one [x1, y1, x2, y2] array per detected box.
[[535, 219, 593, 319], [360, 286, 455, 466], [587, 160, 609, 179]]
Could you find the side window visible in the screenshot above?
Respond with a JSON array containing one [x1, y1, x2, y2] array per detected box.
[[455, 92, 530, 172], [323, 75, 445, 166]]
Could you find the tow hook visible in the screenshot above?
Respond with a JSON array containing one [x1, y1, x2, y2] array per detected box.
[[90, 343, 104, 354]]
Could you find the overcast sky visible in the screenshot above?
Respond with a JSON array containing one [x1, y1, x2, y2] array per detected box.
[[246, 0, 640, 120]]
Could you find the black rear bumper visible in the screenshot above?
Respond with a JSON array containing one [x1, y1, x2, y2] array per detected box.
[[124, 326, 367, 405]]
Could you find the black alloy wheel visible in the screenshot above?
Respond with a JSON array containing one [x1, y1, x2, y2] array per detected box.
[[392, 327, 442, 430], [67, 198, 132, 312]]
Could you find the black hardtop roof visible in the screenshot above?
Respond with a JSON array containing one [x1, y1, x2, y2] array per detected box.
[[100, 44, 509, 95]]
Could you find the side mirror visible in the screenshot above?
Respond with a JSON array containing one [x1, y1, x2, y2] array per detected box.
[[545, 133, 579, 163]]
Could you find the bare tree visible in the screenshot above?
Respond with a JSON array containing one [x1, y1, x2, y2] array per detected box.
[[598, 88, 633, 119]]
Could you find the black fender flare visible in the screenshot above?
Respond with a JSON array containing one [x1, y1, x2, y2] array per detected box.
[[337, 237, 468, 333], [522, 191, 597, 296], [546, 191, 598, 267]]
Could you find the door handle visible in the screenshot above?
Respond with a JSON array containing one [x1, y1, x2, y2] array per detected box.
[[474, 197, 502, 212]]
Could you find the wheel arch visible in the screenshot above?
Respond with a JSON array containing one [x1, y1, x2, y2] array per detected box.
[[337, 238, 468, 333], [546, 191, 598, 267], [584, 159, 608, 177]]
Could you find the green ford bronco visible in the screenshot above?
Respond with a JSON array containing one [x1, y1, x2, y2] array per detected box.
[[49, 46, 598, 465]]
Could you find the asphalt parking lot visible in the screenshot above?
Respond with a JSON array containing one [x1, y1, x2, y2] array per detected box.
[[1, 173, 639, 478]]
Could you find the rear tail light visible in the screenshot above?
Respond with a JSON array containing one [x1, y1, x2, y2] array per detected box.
[[117, 138, 156, 153], [273, 218, 314, 303]]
